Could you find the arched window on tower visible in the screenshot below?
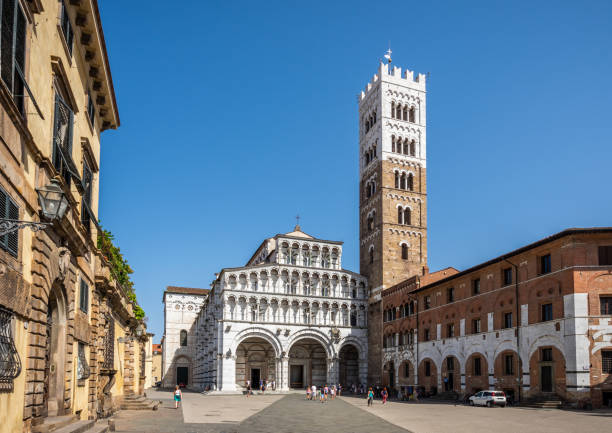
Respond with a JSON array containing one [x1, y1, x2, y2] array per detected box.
[[400, 173, 407, 190], [391, 135, 396, 153], [404, 208, 411, 225], [401, 244, 409, 260], [180, 330, 188, 347], [397, 207, 403, 224], [367, 213, 374, 232], [369, 247, 374, 264], [350, 310, 357, 326], [365, 182, 371, 198], [391, 102, 395, 118], [409, 106, 416, 123], [408, 174, 414, 191], [410, 140, 416, 156], [403, 105, 408, 121], [394, 172, 399, 188], [403, 139, 409, 155], [396, 104, 402, 119]]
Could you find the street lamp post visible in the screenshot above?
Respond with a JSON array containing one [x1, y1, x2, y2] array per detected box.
[[0, 179, 68, 236]]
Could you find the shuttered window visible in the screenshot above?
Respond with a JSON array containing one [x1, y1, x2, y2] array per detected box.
[[1, 0, 28, 115], [79, 279, 89, 313], [0, 186, 18, 257], [599, 246, 612, 266], [603, 351, 612, 374], [52, 94, 74, 186], [87, 90, 95, 126], [601, 297, 612, 315], [81, 159, 92, 231], [60, 0, 73, 55]]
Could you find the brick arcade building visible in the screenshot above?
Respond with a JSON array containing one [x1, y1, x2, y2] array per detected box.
[[380, 228, 612, 407]]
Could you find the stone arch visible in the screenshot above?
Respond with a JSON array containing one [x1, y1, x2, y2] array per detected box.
[[44, 280, 69, 417], [339, 337, 366, 360], [286, 329, 334, 359], [465, 352, 489, 394], [230, 327, 282, 358]]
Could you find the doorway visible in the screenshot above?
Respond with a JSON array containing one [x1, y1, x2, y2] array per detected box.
[[250, 368, 261, 387], [177, 366, 188, 386], [44, 285, 67, 417], [290, 365, 303, 389], [541, 366, 553, 393]]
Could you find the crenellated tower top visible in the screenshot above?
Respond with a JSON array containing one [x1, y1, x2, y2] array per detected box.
[[359, 62, 426, 102]]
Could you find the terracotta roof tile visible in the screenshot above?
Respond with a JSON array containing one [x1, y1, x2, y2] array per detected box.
[[165, 286, 210, 296]]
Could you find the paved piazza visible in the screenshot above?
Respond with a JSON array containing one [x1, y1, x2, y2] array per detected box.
[[112, 389, 612, 433]]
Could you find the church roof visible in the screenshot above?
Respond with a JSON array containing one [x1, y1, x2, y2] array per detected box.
[[163, 286, 210, 302], [283, 224, 314, 239]]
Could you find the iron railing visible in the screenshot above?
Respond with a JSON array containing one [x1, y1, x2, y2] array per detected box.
[[0, 307, 21, 382]]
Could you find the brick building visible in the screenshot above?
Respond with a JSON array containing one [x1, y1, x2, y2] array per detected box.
[[359, 60, 429, 384], [381, 228, 612, 407]]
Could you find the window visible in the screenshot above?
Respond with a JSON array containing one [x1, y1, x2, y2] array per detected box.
[[423, 328, 430, 341], [539, 254, 551, 274], [77, 342, 90, 380], [472, 278, 480, 296], [401, 244, 408, 260], [1, 0, 29, 115], [367, 214, 374, 232], [0, 306, 21, 382], [472, 318, 481, 334], [79, 279, 89, 313], [599, 246, 612, 266], [350, 311, 357, 326], [407, 174, 414, 191], [447, 287, 455, 303], [409, 107, 416, 123], [602, 351, 612, 374], [474, 357, 482, 376], [446, 323, 454, 338], [446, 357, 454, 370], [402, 106, 407, 121], [503, 312, 512, 329], [0, 187, 19, 257], [390, 102, 395, 118], [542, 348, 553, 362], [81, 159, 93, 231], [601, 297, 612, 315], [179, 330, 188, 347], [424, 296, 430, 310], [52, 93, 75, 187], [541, 303, 553, 322], [394, 172, 399, 188], [404, 362, 410, 377], [504, 354, 514, 375], [503, 268, 512, 286], [396, 104, 401, 119], [404, 208, 411, 225], [369, 247, 374, 264], [391, 308, 396, 320], [60, 0, 74, 55], [397, 207, 403, 224], [409, 140, 416, 156], [87, 90, 95, 126], [425, 361, 431, 376]]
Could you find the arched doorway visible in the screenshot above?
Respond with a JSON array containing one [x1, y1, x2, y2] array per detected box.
[[383, 361, 395, 388], [235, 337, 276, 389], [339, 344, 359, 387], [442, 356, 460, 393], [173, 355, 192, 387], [288, 338, 327, 389], [44, 283, 67, 417]]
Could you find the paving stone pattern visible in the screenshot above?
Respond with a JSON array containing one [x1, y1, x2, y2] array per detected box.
[[113, 392, 410, 433]]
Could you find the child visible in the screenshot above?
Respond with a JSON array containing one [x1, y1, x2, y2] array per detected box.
[[306, 386, 312, 400], [367, 387, 374, 406], [174, 385, 182, 409], [381, 387, 388, 404]]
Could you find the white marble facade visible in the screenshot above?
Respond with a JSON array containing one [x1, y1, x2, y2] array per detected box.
[[191, 227, 369, 392]]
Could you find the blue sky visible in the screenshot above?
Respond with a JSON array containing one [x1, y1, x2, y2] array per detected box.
[[97, 0, 612, 340]]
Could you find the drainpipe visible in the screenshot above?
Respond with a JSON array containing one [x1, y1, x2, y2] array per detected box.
[[504, 258, 521, 404]]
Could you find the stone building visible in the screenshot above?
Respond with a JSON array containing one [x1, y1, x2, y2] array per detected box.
[[381, 228, 612, 407], [190, 227, 368, 392], [161, 286, 209, 389], [0, 2, 148, 432], [358, 61, 429, 384], [151, 344, 162, 385]]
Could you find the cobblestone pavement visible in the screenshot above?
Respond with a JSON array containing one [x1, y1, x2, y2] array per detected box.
[[113, 390, 410, 433], [341, 395, 612, 433], [112, 391, 612, 433]]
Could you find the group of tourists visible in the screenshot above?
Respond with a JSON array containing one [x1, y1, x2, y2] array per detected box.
[[245, 379, 276, 396], [305, 384, 342, 402]]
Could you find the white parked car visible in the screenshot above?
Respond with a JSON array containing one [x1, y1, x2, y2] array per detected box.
[[469, 390, 507, 407]]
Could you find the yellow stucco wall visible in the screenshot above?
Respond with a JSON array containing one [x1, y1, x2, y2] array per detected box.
[[0, 316, 27, 433], [111, 322, 126, 400], [70, 343, 90, 420]]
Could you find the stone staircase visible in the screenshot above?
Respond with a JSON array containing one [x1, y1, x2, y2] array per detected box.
[[32, 415, 109, 433], [521, 394, 563, 409], [120, 393, 161, 411]]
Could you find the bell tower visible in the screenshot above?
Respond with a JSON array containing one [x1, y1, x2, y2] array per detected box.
[[359, 59, 428, 384]]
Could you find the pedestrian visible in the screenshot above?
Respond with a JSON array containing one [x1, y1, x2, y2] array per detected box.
[[324, 385, 329, 402], [331, 385, 336, 400], [312, 384, 317, 401], [174, 385, 182, 409], [338, 383, 342, 396], [382, 387, 388, 404], [367, 387, 374, 406], [246, 380, 252, 397], [306, 386, 311, 400]]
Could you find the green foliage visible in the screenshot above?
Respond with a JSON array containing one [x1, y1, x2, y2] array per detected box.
[[97, 227, 145, 320]]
